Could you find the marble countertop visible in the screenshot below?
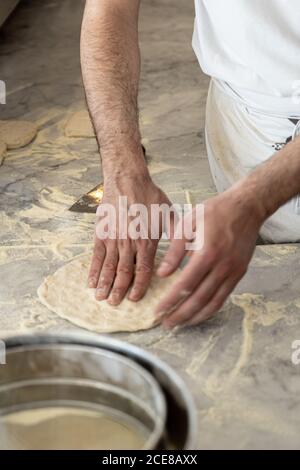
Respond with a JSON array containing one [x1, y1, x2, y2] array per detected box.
[[1, 0, 300, 450]]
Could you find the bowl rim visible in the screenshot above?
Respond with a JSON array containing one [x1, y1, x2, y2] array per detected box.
[[1, 339, 167, 450], [3, 332, 198, 449]]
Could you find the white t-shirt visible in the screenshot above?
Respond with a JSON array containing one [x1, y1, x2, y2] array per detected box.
[[193, 0, 300, 117]]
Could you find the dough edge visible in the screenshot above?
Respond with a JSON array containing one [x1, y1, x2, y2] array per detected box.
[[37, 253, 178, 334]]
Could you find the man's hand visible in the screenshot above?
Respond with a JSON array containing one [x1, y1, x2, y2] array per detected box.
[[155, 187, 265, 327], [88, 173, 172, 306], [82, 0, 165, 304]]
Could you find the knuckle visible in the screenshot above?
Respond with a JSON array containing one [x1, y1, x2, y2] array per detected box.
[[103, 257, 117, 271], [93, 246, 105, 259], [111, 287, 125, 296], [138, 239, 154, 250], [117, 265, 133, 275], [118, 239, 132, 251], [118, 238, 127, 247], [92, 254, 103, 265], [103, 260, 117, 271], [98, 280, 111, 289], [136, 260, 153, 273]]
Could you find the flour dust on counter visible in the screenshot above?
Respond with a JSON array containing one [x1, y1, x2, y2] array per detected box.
[[37, 253, 181, 333], [0, 120, 38, 149]]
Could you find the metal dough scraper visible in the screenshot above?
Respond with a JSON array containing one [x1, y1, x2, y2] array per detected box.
[[69, 183, 104, 213]]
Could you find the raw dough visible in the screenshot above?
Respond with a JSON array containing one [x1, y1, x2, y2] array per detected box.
[[0, 120, 38, 149], [64, 110, 95, 138], [0, 140, 6, 165], [38, 253, 181, 333]]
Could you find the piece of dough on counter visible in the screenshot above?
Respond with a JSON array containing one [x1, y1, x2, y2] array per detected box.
[[0, 140, 6, 165], [38, 253, 181, 333], [64, 110, 95, 138], [0, 120, 38, 149]]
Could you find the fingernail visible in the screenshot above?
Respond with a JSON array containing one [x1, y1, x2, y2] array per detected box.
[[108, 293, 120, 305], [163, 321, 174, 330], [88, 278, 96, 288], [96, 287, 107, 299], [128, 288, 139, 301], [128, 293, 138, 301]]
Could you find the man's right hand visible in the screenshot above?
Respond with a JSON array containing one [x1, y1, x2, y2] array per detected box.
[[88, 172, 172, 306]]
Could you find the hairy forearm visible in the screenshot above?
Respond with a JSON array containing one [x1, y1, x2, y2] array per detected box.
[[80, 0, 147, 180], [232, 136, 300, 221]]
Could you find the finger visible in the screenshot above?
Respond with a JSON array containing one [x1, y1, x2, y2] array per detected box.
[[156, 237, 187, 277], [128, 243, 156, 302], [155, 251, 213, 318], [88, 240, 106, 288], [162, 263, 229, 327], [108, 245, 135, 306], [184, 275, 242, 327], [96, 242, 119, 300]]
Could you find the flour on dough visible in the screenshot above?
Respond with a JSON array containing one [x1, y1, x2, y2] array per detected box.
[[0, 120, 38, 149], [38, 253, 181, 333], [64, 110, 95, 138], [0, 140, 6, 165]]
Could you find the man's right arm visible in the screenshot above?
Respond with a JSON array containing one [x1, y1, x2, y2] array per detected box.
[[81, 0, 172, 305], [81, 0, 146, 179]]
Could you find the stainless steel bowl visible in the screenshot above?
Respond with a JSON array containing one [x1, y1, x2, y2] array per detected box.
[[0, 343, 166, 450], [3, 333, 198, 449]]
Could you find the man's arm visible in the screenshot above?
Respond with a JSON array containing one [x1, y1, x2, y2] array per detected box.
[[81, 0, 172, 305], [238, 135, 300, 218], [81, 0, 145, 177], [156, 136, 300, 327]]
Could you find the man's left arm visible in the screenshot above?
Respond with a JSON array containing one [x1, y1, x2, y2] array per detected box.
[[155, 136, 300, 327]]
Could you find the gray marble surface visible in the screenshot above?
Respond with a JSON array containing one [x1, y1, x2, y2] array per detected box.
[[0, 0, 300, 450]]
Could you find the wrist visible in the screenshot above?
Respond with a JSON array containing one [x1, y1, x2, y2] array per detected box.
[[101, 144, 149, 183], [104, 169, 152, 189], [226, 178, 268, 227]]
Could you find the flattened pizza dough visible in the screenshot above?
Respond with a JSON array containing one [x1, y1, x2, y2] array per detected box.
[[0, 120, 38, 149], [0, 140, 6, 165], [38, 253, 181, 333], [64, 110, 95, 138]]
